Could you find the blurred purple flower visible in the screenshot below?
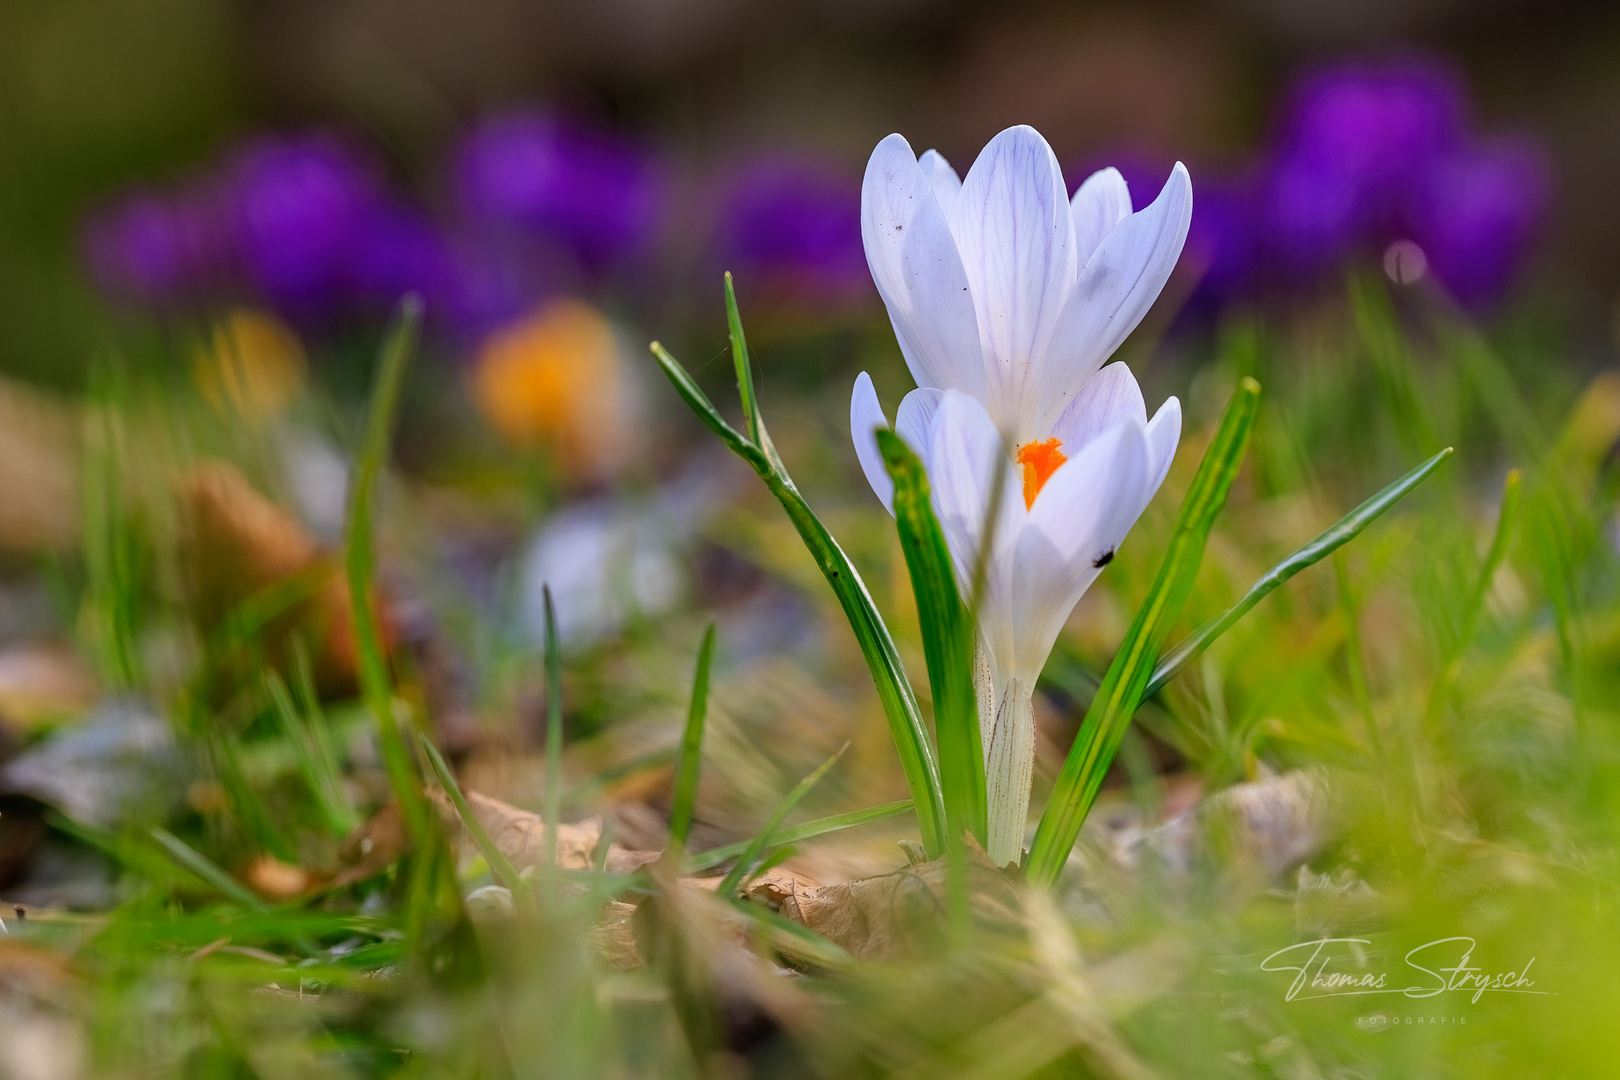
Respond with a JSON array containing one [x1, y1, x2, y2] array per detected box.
[[1264, 57, 1467, 269], [81, 187, 225, 308], [1185, 177, 1262, 305], [714, 155, 867, 307], [1404, 138, 1550, 311], [344, 201, 459, 317], [454, 111, 662, 269], [1175, 54, 1549, 313], [224, 134, 385, 320], [440, 239, 561, 347]]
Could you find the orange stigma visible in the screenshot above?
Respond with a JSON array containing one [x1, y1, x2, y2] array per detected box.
[[1015, 437, 1067, 508]]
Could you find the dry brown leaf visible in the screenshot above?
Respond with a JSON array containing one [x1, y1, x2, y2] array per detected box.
[[790, 844, 1024, 962], [589, 900, 642, 970], [453, 790, 602, 870], [0, 379, 80, 552], [244, 855, 313, 902], [175, 460, 374, 688], [0, 645, 97, 736], [329, 803, 411, 889]]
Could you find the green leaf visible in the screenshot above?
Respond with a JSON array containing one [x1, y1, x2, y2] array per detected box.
[[1146, 445, 1454, 699], [345, 297, 426, 839], [1026, 378, 1262, 888], [650, 282, 946, 858], [730, 900, 853, 971], [265, 671, 357, 837], [418, 733, 534, 914], [542, 583, 564, 878], [1425, 466, 1520, 724], [682, 799, 914, 873], [716, 744, 847, 897], [876, 429, 985, 845], [668, 623, 716, 857], [148, 827, 266, 911]]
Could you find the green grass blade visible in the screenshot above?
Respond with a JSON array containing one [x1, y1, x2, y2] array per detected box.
[[716, 744, 847, 896], [543, 584, 563, 878], [724, 272, 769, 457], [1425, 467, 1521, 724], [682, 799, 915, 873], [651, 332, 947, 857], [265, 671, 357, 837], [877, 429, 985, 845], [418, 734, 535, 914], [729, 901, 853, 971], [1146, 445, 1454, 698], [668, 622, 716, 857], [1026, 378, 1262, 888], [345, 297, 427, 839], [148, 827, 266, 911]]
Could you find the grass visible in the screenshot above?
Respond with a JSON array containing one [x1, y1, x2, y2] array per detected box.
[[1, 273, 1617, 1077]]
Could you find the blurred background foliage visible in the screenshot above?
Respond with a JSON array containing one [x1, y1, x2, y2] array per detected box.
[[2, 0, 1620, 1076]]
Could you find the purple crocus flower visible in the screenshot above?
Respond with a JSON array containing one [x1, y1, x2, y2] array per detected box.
[[344, 200, 459, 318], [1175, 54, 1550, 313], [224, 134, 385, 320], [81, 186, 225, 309], [713, 155, 867, 307], [1264, 57, 1468, 269], [1403, 137, 1550, 311], [454, 111, 662, 270]]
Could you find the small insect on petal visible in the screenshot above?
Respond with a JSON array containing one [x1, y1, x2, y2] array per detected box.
[[1091, 548, 1114, 569]]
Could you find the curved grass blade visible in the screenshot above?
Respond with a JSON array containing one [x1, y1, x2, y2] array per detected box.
[[716, 743, 847, 897], [650, 285, 946, 858], [265, 671, 357, 837], [346, 297, 427, 839], [877, 429, 985, 845], [683, 799, 914, 873], [1026, 378, 1262, 888], [149, 827, 266, 911], [1145, 445, 1454, 699], [542, 584, 563, 876], [1425, 467, 1520, 725], [418, 734, 535, 914], [669, 623, 717, 857], [731, 900, 853, 971]]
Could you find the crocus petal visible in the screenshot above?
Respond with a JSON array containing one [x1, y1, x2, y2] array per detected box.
[[1070, 166, 1133, 268], [927, 390, 1023, 595], [861, 135, 986, 401], [918, 150, 963, 219], [1048, 361, 1147, 453], [895, 386, 943, 453], [948, 125, 1077, 440], [1002, 422, 1151, 683], [1143, 395, 1181, 497], [849, 371, 894, 513], [1037, 163, 1193, 436]]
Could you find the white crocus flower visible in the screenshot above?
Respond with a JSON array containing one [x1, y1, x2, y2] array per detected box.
[[848, 125, 1189, 867]]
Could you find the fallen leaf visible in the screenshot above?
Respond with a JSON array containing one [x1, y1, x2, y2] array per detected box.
[[244, 855, 313, 902], [176, 460, 380, 689], [329, 803, 410, 889], [789, 844, 1023, 962]]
